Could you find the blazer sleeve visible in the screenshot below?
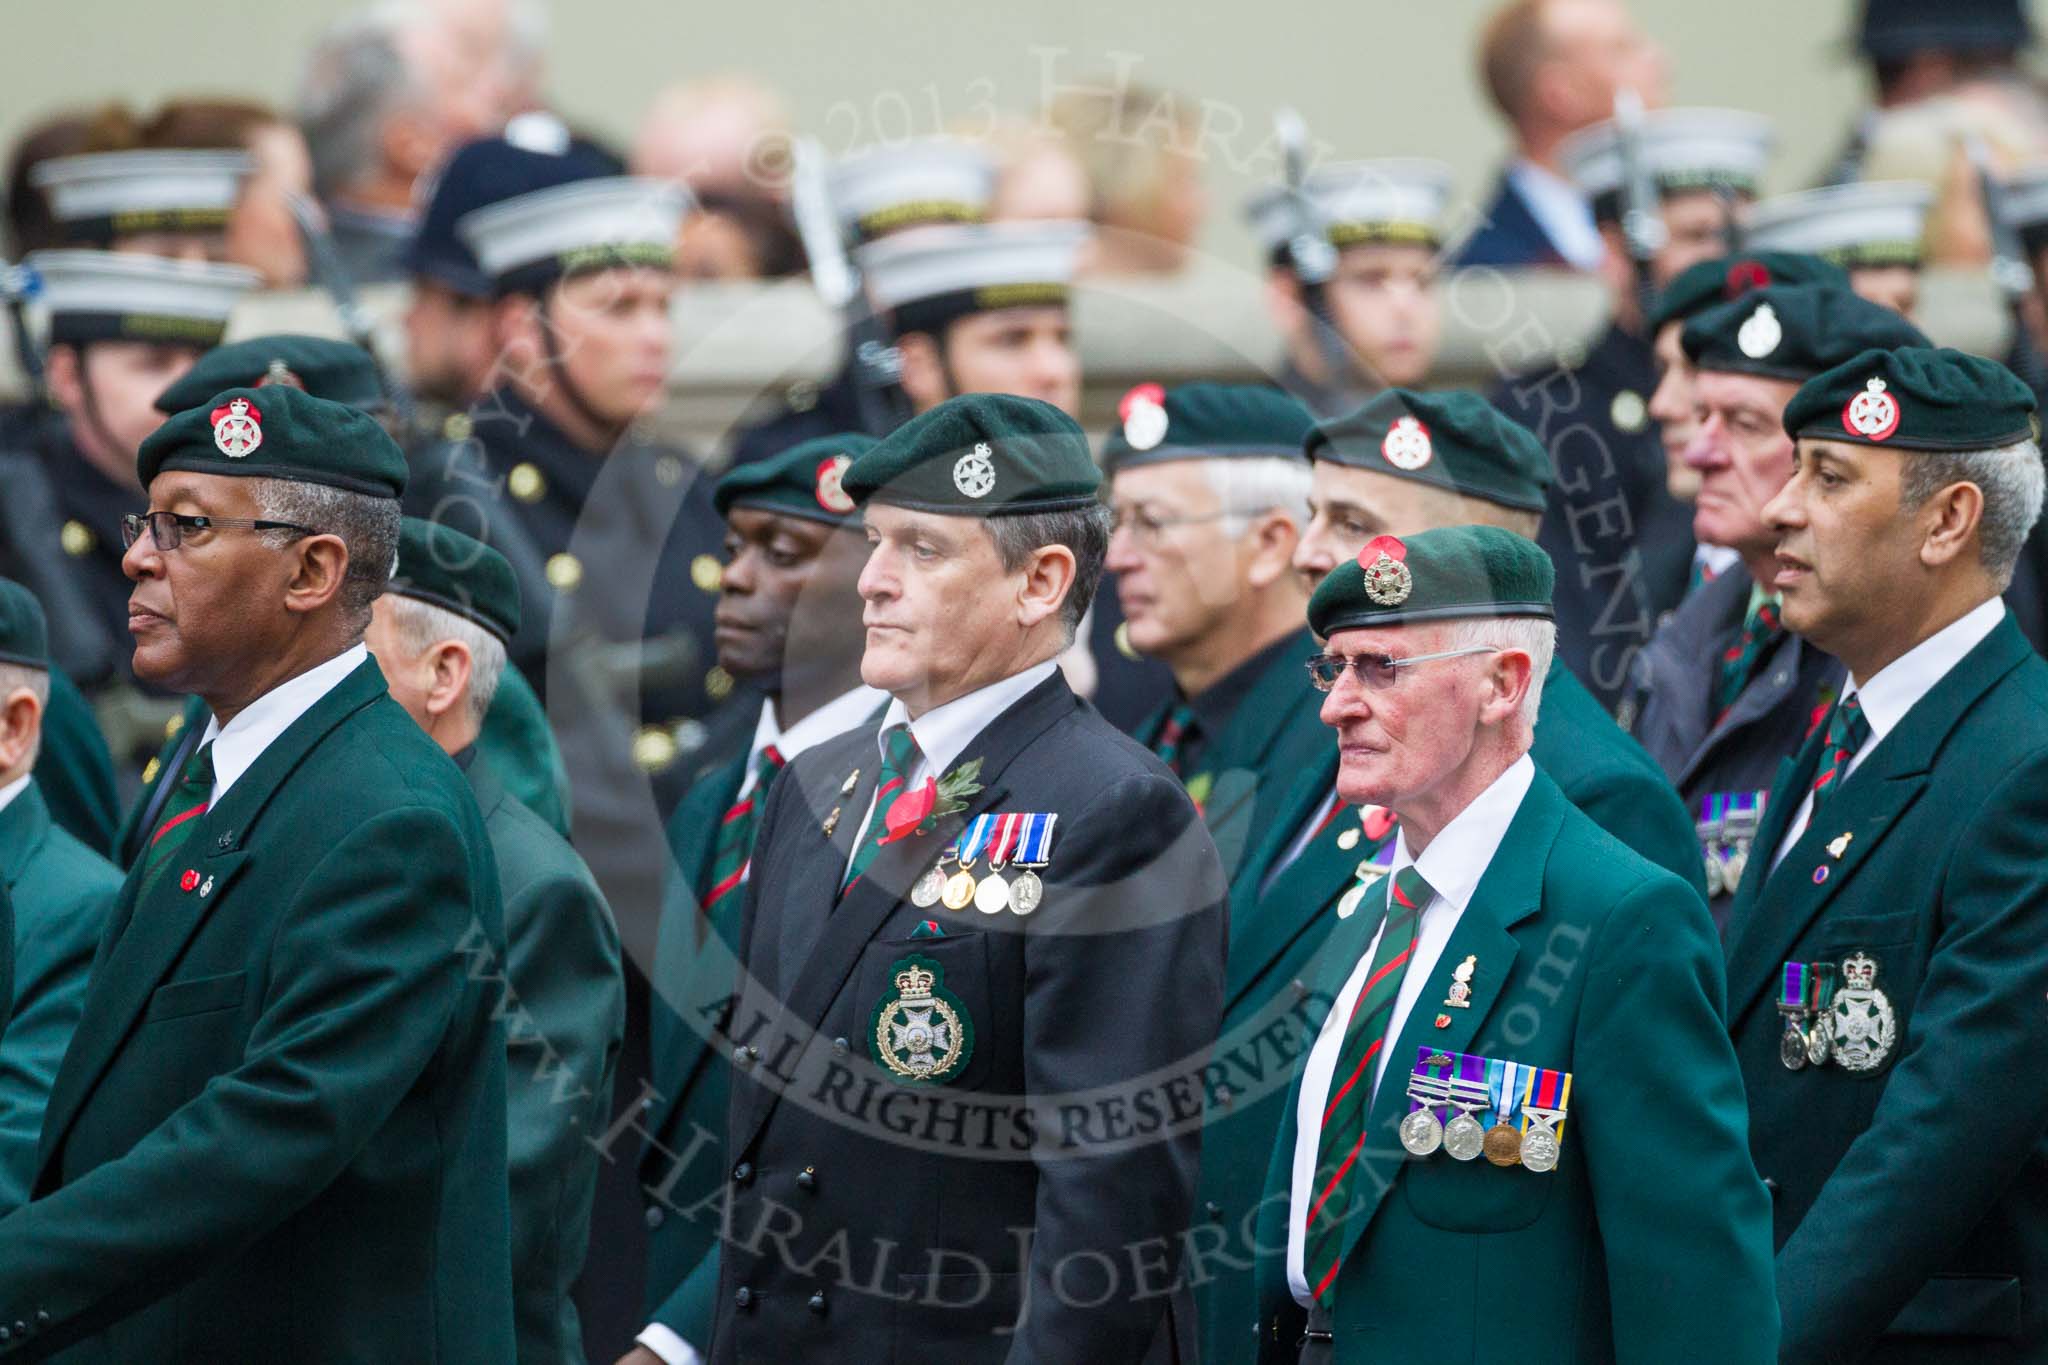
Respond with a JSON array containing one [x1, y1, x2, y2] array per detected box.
[[0, 804, 491, 1359], [1775, 752, 2048, 1360], [0, 878, 112, 1211], [1573, 870, 1780, 1364], [1008, 769, 1227, 1364]]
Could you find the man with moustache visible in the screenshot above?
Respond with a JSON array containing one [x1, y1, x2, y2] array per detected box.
[[1255, 525, 1776, 1363]]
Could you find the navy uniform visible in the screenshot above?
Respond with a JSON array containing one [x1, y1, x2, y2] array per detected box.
[[704, 395, 1224, 1362], [1630, 283, 1927, 927], [1722, 348, 2048, 1362], [636, 437, 887, 1365], [1744, 181, 1933, 317], [28, 148, 250, 258], [727, 138, 995, 464], [1496, 108, 1776, 713]]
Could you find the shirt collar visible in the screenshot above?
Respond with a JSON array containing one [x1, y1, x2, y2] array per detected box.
[[1844, 597, 2006, 745], [1505, 158, 1604, 271], [199, 643, 368, 802], [879, 659, 1059, 783], [740, 683, 888, 798], [0, 774, 29, 818], [1390, 753, 1537, 915]]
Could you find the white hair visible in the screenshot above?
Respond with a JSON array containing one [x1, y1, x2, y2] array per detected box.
[[1897, 438, 2047, 587], [1443, 615, 1555, 723], [1201, 455, 1312, 533], [0, 663, 50, 771], [382, 595, 508, 726], [296, 15, 422, 200]]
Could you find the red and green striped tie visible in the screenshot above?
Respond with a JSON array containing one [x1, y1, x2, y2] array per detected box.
[[1716, 596, 1784, 717], [140, 741, 215, 899], [1808, 694, 1870, 814], [1303, 863, 1432, 1300], [703, 744, 785, 914], [1152, 702, 1198, 777], [842, 724, 920, 894]]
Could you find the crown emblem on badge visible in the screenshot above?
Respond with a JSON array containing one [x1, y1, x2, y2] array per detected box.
[[815, 453, 855, 513], [1359, 533, 1413, 606], [894, 963, 937, 1001], [953, 442, 996, 498], [1843, 377, 1900, 441], [1381, 416, 1433, 470], [1119, 382, 1169, 451], [1842, 952, 1878, 991], [210, 397, 263, 458]]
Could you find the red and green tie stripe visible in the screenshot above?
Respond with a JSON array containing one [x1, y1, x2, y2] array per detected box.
[[842, 725, 920, 894], [703, 744, 785, 915], [1716, 596, 1784, 718], [1151, 702, 1198, 777], [140, 741, 215, 900], [1809, 694, 1870, 814], [1303, 863, 1432, 1301]]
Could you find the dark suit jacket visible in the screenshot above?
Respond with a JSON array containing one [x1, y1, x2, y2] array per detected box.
[[0, 658, 514, 1363], [1253, 768, 1778, 1363], [1451, 170, 1573, 271], [1723, 613, 2048, 1363], [708, 671, 1226, 1363]]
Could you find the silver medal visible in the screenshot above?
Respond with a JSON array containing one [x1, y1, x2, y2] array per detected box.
[[1780, 1021, 1809, 1071], [974, 872, 1010, 914], [1805, 1013, 1833, 1068], [1443, 1108, 1487, 1161], [911, 864, 947, 908], [1009, 870, 1043, 914], [1399, 1107, 1443, 1157], [1520, 1123, 1560, 1173]]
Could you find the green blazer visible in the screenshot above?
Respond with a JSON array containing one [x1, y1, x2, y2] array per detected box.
[[0, 783, 120, 1211], [32, 666, 117, 857], [1722, 613, 2048, 1363], [1133, 629, 1329, 879], [1532, 657, 1708, 897], [1253, 767, 1778, 1364], [640, 747, 750, 1347], [0, 658, 514, 1363], [469, 757, 623, 1365]]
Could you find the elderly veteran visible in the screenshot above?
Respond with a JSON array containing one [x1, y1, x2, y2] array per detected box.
[[1630, 285, 1927, 928], [1254, 524, 1776, 1365], [628, 435, 885, 1365], [0, 386, 512, 1361], [1725, 347, 2048, 1363], [0, 579, 122, 1212], [697, 393, 1224, 1364]]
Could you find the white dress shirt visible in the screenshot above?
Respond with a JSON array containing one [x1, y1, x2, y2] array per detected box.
[[1770, 598, 2005, 871], [0, 773, 29, 818], [1505, 158, 1604, 271], [1286, 753, 1535, 1305], [197, 644, 367, 804]]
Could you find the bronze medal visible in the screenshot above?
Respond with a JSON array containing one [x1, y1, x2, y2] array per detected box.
[[1482, 1123, 1523, 1167]]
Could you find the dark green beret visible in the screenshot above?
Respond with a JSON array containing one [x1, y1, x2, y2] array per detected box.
[[0, 578, 49, 669], [1649, 251, 1850, 333], [155, 335, 385, 415], [1783, 345, 2037, 451], [1682, 285, 1929, 382], [389, 517, 521, 647], [1308, 525, 1555, 635], [1305, 388, 1551, 514], [841, 393, 1101, 517], [715, 433, 880, 524], [139, 384, 408, 498], [1099, 382, 1315, 474]]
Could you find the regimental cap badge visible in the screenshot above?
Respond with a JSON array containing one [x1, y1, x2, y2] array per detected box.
[[815, 452, 855, 513], [953, 440, 996, 498], [1737, 302, 1782, 359], [210, 396, 262, 458], [260, 358, 306, 390], [1119, 381, 1169, 451], [1381, 415, 1433, 470], [1359, 533, 1413, 606], [1843, 376, 1900, 441]]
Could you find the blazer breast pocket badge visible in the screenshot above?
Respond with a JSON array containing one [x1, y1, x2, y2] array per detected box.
[[871, 953, 974, 1084]]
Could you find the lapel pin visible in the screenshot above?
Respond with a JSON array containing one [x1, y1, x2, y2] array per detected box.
[[1434, 1013, 1452, 1029], [841, 769, 860, 796], [179, 869, 200, 893], [1336, 827, 1360, 851], [1443, 954, 1476, 1009], [1827, 832, 1852, 859], [822, 806, 841, 837], [1812, 865, 1830, 885], [199, 875, 214, 898]]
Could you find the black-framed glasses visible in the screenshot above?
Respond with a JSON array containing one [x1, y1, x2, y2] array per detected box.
[[1306, 644, 1499, 692], [120, 511, 317, 552]]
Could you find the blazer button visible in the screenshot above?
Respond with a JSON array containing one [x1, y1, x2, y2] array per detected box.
[[808, 1291, 827, 1315], [832, 1037, 850, 1055], [32, 1313, 45, 1328], [734, 1287, 754, 1310], [10, 1322, 22, 1338], [1763, 1177, 1779, 1195], [1217, 1085, 1235, 1107], [733, 1162, 754, 1185], [1291, 979, 1308, 1000], [644, 1205, 666, 1229], [797, 1166, 817, 1190], [736, 1045, 759, 1066], [1, 1326, 12, 1343], [1205, 1201, 1223, 1222]]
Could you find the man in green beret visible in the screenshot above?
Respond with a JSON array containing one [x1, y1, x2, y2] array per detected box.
[[1630, 285, 1927, 927], [0, 385, 514, 1360], [122, 333, 573, 857], [0, 578, 122, 1211], [624, 434, 885, 1365], [1724, 345, 2048, 1361], [700, 392, 1224, 1362], [1102, 383, 1325, 870], [1255, 524, 1776, 1364], [364, 516, 623, 1365]]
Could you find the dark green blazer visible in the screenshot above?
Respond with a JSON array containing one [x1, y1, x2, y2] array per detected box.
[[32, 666, 117, 857], [1253, 767, 1778, 1364], [1532, 657, 1708, 897], [0, 783, 120, 1211], [1722, 613, 2048, 1363], [0, 658, 514, 1363], [469, 757, 623, 1365], [640, 747, 749, 1348], [1133, 629, 1328, 880]]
